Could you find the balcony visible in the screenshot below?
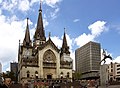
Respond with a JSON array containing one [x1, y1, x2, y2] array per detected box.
[[43, 62, 56, 68]]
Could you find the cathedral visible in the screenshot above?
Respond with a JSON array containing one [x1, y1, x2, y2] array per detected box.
[[18, 3, 73, 84]]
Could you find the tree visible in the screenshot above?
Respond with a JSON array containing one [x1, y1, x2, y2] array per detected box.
[[73, 72, 81, 80]]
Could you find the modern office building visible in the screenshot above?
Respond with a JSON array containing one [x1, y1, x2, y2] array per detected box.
[[10, 62, 18, 74], [75, 41, 101, 79], [18, 2, 73, 84], [10, 62, 18, 82]]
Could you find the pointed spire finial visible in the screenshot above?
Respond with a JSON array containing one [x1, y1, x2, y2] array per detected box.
[[61, 28, 70, 55], [27, 17, 29, 25], [49, 32, 51, 38], [64, 28, 66, 33], [39, 0, 42, 12]]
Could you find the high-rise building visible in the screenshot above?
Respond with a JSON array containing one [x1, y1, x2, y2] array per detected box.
[[10, 62, 18, 82], [18, 2, 73, 84], [75, 41, 101, 79], [10, 62, 18, 74]]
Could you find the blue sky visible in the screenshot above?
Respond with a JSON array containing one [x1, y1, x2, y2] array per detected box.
[[0, 0, 120, 71]]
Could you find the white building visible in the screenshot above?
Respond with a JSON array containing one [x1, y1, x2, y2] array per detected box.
[[18, 3, 73, 84], [108, 62, 120, 81], [100, 62, 120, 85]]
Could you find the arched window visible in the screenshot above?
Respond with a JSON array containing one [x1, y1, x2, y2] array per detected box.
[[43, 49, 56, 62], [35, 71, 38, 79], [60, 72, 63, 79], [26, 71, 30, 78], [67, 72, 70, 78]]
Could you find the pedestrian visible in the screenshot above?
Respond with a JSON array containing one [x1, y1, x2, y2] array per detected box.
[[2, 78, 12, 88]]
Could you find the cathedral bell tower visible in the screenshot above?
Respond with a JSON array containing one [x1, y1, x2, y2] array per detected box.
[[23, 18, 32, 48], [60, 29, 70, 61], [60, 29, 70, 55], [33, 2, 46, 48]]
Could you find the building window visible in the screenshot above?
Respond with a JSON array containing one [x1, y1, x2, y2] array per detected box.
[[111, 63, 113, 68], [117, 71, 120, 74], [117, 65, 120, 67], [60, 72, 63, 79], [35, 71, 38, 79], [111, 69, 113, 72], [27, 71, 30, 78], [67, 72, 70, 78], [117, 68, 120, 70]]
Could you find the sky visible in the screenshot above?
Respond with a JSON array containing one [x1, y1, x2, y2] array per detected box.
[[0, 0, 120, 72]]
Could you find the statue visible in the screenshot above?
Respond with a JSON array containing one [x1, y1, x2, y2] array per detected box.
[[100, 49, 112, 64]]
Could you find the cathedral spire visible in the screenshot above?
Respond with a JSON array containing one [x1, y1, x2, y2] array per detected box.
[[62, 28, 67, 48], [61, 28, 70, 55], [23, 18, 31, 47], [34, 0, 46, 41]]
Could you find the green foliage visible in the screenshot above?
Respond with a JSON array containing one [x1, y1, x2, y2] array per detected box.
[[73, 72, 81, 80]]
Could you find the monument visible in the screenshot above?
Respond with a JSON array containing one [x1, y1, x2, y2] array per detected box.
[[100, 49, 112, 87]]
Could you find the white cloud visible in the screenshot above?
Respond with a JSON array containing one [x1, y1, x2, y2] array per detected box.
[[75, 21, 107, 47], [1, 0, 18, 11], [18, 0, 30, 11], [51, 36, 62, 48], [73, 19, 80, 22], [50, 8, 59, 19], [43, 19, 49, 27], [0, 14, 34, 71], [0, 0, 62, 13], [44, 0, 62, 8], [113, 56, 120, 63], [75, 33, 94, 47], [0, 0, 36, 12], [88, 21, 108, 36], [0, 0, 2, 3], [0, 9, 2, 15], [30, 0, 39, 6]]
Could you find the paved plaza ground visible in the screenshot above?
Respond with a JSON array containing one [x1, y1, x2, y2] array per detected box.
[[98, 85, 120, 88]]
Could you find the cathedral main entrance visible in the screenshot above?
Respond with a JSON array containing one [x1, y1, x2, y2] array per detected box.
[[47, 75, 52, 79]]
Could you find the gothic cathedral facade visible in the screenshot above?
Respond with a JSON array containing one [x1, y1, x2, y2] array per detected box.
[[18, 3, 73, 84]]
